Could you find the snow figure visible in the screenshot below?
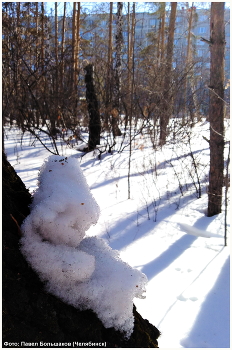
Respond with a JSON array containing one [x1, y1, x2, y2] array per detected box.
[[20, 155, 147, 338]]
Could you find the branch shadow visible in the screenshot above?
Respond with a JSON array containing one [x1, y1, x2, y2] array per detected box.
[[101, 183, 208, 253]]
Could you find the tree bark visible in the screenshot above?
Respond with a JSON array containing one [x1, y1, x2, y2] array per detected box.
[[126, 2, 135, 130], [158, 3, 166, 66], [159, 2, 177, 146], [84, 64, 101, 151], [112, 2, 123, 137], [115, 2, 123, 108], [60, 2, 66, 89], [76, 3, 81, 77], [208, 2, 225, 217], [105, 3, 113, 130], [40, 2, 45, 74], [52, 2, 59, 132], [183, 3, 194, 125], [72, 2, 77, 90]]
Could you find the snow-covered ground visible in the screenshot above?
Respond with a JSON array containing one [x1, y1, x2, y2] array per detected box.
[[4, 119, 230, 348]]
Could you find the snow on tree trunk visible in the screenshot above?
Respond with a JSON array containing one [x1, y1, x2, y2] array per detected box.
[[20, 155, 148, 338]]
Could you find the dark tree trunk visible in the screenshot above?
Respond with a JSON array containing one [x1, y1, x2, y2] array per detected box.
[[208, 2, 225, 217], [84, 64, 101, 151]]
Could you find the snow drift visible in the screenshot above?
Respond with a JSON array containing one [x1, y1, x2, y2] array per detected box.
[[179, 223, 222, 238], [20, 155, 147, 337]]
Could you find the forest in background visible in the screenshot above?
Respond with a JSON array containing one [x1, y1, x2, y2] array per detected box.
[[2, 2, 230, 218]]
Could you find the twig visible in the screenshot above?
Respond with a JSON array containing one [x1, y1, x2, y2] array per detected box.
[[10, 214, 22, 237], [207, 86, 230, 106]]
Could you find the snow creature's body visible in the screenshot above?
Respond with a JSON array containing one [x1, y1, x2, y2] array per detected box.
[[20, 155, 147, 337]]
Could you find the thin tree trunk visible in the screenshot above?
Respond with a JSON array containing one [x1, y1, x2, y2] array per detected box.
[[35, 3, 39, 70], [159, 2, 177, 146], [35, 2, 39, 127], [72, 2, 77, 90], [73, 2, 80, 89], [115, 2, 123, 108], [84, 64, 101, 151], [53, 2, 58, 131], [208, 2, 225, 217], [183, 3, 194, 124], [112, 2, 123, 137], [76, 3, 80, 77], [41, 2, 45, 74], [15, 3, 20, 98], [186, 4, 193, 73], [125, 2, 131, 130], [105, 2, 113, 131], [60, 2, 66, 89], [159, 3, 166, 65], [128, 2, 135, 200], [154, 3, 166, 140], [55, 2, 58, 69], [72, 2, 80, 113]]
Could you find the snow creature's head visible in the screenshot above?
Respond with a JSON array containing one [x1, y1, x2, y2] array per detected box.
[[30, 155, 100, 247]]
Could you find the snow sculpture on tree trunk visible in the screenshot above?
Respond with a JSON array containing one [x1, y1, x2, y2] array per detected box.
[[20, 155, 147, 338]]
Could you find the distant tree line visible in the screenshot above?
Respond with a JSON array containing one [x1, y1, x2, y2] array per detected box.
[[2, 2, 228, 218], [2, 2, 218, 148]]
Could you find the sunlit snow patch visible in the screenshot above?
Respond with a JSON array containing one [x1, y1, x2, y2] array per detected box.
[[20, 155, 147, 338]]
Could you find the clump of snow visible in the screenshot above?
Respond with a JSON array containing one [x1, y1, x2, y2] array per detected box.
[[76, 142, 88, 151], [20, 155, 147, 337], [179, 223, 223, 238]]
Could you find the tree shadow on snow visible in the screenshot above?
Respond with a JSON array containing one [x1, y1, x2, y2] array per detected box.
[[180, 256, 230, 348], [154, 147, 210, 171], [140, 235, 198, 280], [102, 184, 208, 254], [140, 210, 222, 281]]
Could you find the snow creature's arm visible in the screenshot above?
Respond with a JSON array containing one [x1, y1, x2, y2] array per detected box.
[[20, 226, 95, 285]]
